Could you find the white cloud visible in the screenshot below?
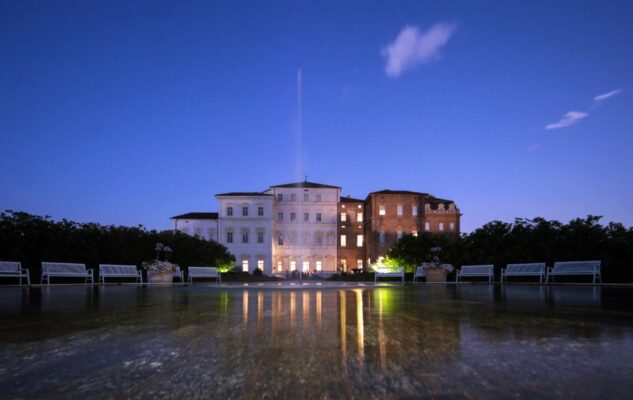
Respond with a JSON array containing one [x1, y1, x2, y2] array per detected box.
[[545, 111, 588, 130], [594, 88, 622, 103], [382, 22, 457, 78]]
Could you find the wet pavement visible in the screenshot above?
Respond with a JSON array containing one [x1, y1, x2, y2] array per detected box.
[[1, 284, 632, 399]]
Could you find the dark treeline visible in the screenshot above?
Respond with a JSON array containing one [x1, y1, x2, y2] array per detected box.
[[0, 211, 235, 281], [388, 216, 633, 282]]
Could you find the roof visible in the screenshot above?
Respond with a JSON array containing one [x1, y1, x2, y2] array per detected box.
[[368, 189, 429, 196], [270, 180, 341, 189], [170, 212, 218, 220], [340, 196, 364, 203], [215, 192, 273, 197]]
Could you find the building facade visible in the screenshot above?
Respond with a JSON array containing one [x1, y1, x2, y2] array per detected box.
[[264, 181, 340, 273], [171, 182, 461, 274]]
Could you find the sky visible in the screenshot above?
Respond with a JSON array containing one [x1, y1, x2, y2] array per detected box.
[[1, 0, 632, 233]]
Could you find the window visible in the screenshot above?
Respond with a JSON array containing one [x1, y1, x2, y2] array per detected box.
[[357, 259, 363, 269], [242, 206, 248, 216], [257, 259, 264, 270], [227, 206, 233, 216], [379, 205, 386, 216], [397, 205, 403, 216], [277, 233, 284, 246], [242, 259, 249, 272], [340, 234, 347, 247], [290, 212, 296, 221], [397, 231, 403, 240], [278, 212, 283, 221], [425, 222, 430, 231], [257, 230, 264, 243], [258, 206, 264, 216], [341, 212, 347, 222], [316, 213, 322, 222], [439, 223, 444, 232], [316, 232, 323, 245], [304, 212, 309, 222], [291, 193, 296, 201], [379, 231, 385, 244], [290, 261, 296, 271], [357, 234, 363, 247], [277, 261, 283, 271], [450, 222, 455, 231], [227, 231, 233, 243], [277, 194, 283, 201], [357, 212, 363, 222], [242, 229, 249, 243], [304, 193, 309, 201], [340, 259, 347, 271], [412, 230, 418, 237], [412, 205, 418, 216], [316, 260, 322, 271], [302, 261, 309, 272], [316, 194, 322, 202]]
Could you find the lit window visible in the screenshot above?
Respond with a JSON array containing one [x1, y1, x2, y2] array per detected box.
[[258, 206, 264, 216], [425, 222, 430, 231], [357, 212, 363, 222], [257, 230, 264, 243], [277, 194, 283, 201], [227, 207, 233, 216], [340, 259, 347, 271], [226, 231, 233, 243], [397, 231, 403, 239], [450, 222, 455, 231], [341, 204, 346, 208], [278, 212, 283, 221], [379, 205, 386, 216], [277, 261, 283, 271], [412, 205, 418, 216], [379, 231, 385, 244], [290, 212, 296, 221], [412, 231, 418, 237], [357, 204, 362, 209], [439, 223, 444, 231], [304, 212, 309, 222], [316, 233, 323, 245], [302, 261, 309, 272], [242, 206, 248, 216], [304, 193, 309, 201], [316, 194, 322, 202], [242, 259, 249, 272], [356, 235, 363, 247], [341, 212, 347, 222], [357, 259, 363, 269], [291, 193, 296, 201], [340, 235, 347, 247], [316, 213, 322, 222], [257, 259, 264, 270], [290, 261, 296, 271], [242, 229, 249, 243], [397, 205, 403, 216], [316, 260, 322, 271]]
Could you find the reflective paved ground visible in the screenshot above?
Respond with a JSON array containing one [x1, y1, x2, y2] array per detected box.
[[1, 284, 632, 399]]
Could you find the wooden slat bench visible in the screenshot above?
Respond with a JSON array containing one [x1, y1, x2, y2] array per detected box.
[[456, 265, 494, 283], [99, 264, 142, 284], [548, 260, 601, 283], [374, 267, 405, 283], [41, 262, 94, 285], [188, 266, 221, 283], [413, 266, 426, 282], [0, 261, 31, 285], [501, 263, 546, 283]]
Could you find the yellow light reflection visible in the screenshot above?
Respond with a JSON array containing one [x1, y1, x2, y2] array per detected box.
[[290, 291, 296, 331], [316, 291, 322, 330], [257, 291, 263, 330], [339, 290, 347, 361], [354, 289, 365, 362], [242, 291, 249, 327], [302, 291, 310, 328]]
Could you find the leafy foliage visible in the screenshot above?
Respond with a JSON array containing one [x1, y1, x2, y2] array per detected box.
[[0, 211, 235, 280]]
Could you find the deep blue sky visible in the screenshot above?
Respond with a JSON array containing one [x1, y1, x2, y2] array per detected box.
[[1, 1, 632, 232]]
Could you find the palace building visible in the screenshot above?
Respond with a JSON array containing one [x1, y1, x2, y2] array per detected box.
[[171, 181, 461, 274]]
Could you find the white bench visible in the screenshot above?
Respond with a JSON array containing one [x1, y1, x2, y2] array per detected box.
[[99, 264, 142, 284], [548, 260, 601, 283], [0, 261, 31, 285], [413, 266, 426, 282], [41, 262, 94, 285], [174, 267, 184, 282], [501, 263, 546, 283], [456, 265, 494, 283], [374, 267, 405, 283], [188, 266, 221, 283]]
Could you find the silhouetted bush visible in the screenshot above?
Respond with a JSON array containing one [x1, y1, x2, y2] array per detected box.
[[253, 267, 263, 276]]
